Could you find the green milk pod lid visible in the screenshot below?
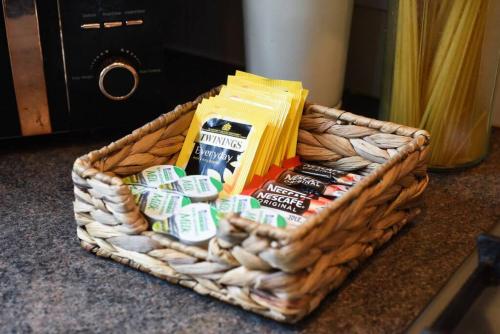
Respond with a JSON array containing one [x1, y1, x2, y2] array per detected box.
[[216, 195, 261, 213], [151, 219, 177, 236], [132, 187, 191, 221], [172, 203, 219, 245], [240, 208, 287, 228], [174, 175, 223, 202], [128, 184, 150, 196], [123, 165, 186, 188]]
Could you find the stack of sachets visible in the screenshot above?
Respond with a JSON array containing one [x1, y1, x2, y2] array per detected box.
[[122, 72, 366, 245], [241, 157, 363, 227], [176, 71, 308, 196]]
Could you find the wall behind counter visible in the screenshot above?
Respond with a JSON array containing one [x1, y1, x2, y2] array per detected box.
[[162, 0, 388, 101], [160, 0, 500, 127]]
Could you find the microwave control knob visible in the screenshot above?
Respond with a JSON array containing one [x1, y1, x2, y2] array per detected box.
[[98, 59, 139, 101]]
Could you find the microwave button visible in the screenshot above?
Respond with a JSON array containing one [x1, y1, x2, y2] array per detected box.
[[125, 19, 143, 26], [81, 23, 100, 29], [103, 21, 122, 28]]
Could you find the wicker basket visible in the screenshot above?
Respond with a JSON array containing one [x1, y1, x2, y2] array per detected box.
[[72, 87, 430, 323]]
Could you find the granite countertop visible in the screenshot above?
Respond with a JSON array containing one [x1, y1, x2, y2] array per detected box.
[[1, 129, 499, 333]]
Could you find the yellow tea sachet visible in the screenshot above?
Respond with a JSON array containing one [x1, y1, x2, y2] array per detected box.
[[176, 97, 270, 196], [176, 71, 308, 195], [218, 84, 292, 175], [203, 96, 276, 180], [289, 89, 309, 157], [225, 76, 294, 171], [234, 71, 308, 162]]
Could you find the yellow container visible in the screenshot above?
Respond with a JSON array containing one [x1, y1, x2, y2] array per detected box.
[[382, 0, 500, 170]]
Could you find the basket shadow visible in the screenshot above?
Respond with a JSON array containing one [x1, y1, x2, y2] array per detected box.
[[291, 220, 416, 329]]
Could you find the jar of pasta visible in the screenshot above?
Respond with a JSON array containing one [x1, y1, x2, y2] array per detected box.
[[381, 0, 500, 170]]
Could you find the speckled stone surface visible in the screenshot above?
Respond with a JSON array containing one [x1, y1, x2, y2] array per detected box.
[[1, 129, 499, 333]]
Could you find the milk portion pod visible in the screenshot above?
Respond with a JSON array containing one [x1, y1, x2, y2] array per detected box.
[[240, 208, 287, 228], [170, 175, 223, 202], [123, 165, 186, 188], [130, 186, 192, 223], [216, 195, 260, 213], [152, 203, 219, 246]]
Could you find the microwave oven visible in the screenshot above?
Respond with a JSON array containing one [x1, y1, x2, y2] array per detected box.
[[0, 0, 165, 138]]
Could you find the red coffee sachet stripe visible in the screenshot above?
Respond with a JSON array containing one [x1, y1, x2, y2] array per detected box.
[[264, 165, 349, 198], [282, 157, 363, 186]]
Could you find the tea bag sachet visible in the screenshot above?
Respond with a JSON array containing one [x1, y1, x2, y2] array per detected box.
[[207, 90, 275, 178], [226, 76, 292, 168], [234, 71, 308, 162], [176, 97, 269, 196], [218, 84, 292, 175]]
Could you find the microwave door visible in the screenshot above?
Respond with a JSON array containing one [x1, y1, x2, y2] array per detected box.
[[2, 0, 52, 136]]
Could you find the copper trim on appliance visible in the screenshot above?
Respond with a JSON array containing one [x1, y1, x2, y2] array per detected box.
[[103, 21, 122, 28], [81, 22, 100, 29], [125, 19, 143, 26], [56, 0, 71, 115], [98, 61, 139, 101], [2, 0, 52, 135]]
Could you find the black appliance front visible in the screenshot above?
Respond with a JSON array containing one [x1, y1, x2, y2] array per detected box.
[[59, 0, 164, 130], [0, 2, 21, 137]]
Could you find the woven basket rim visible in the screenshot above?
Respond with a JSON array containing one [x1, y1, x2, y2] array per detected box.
[[285, 134, 427, 242]]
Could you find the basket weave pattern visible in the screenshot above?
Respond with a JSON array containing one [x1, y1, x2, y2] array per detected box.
[[72, 88, 430, 323]]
